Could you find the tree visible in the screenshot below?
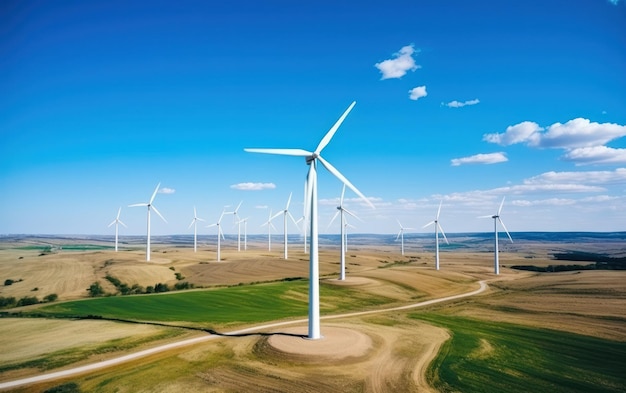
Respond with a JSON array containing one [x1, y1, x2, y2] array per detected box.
[[88, 282, 105, 297]]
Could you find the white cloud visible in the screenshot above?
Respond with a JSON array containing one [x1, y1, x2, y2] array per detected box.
[[409, 86, 427, 101], [375, 44, 420, 80], [255, 205, 269, 209], [562, 146, 626, 166], [484, 118, 626, 149], [524, 168, 626, 185], [158, 187, 175, 194], [483, 121, 542, 145], [443, 99, 480, 108], [451, 152, 508, 166], [230, 182, 276, 191]]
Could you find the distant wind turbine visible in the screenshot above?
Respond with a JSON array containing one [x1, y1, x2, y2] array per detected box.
[[270, 192, 300, 259], [231, 201, 243, 251], [261, 209, 278, 251], [479, 197, 513, 275], [396, 219, 414, 256], [237, 217, 249, 251], [188, 206, 205, 253], [423, 201, 449, 270], [108, 207, 127, 252], [207, 211, 227, 261], [129, 183, 167, 261], [245, 100, 374, 340], [328, 184, 361, 280]]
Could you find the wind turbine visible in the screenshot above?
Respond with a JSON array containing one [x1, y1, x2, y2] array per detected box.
[[129, 183, 167, 261], [396, 220, 414, 256], [207, 211, 227, 261], [245, 100, 374, 340], [231, 201, 243, 251], [423, 201, 449, 270], [328, 184, 361, 281], [237, 217, 249, 251], [479, 197, 513, 275], [108, 207, 127, 252], [261, 209, 278, 251], [270, 192, 300, 259], [188, 206, 205, 253], [344, 221, 356, 252]]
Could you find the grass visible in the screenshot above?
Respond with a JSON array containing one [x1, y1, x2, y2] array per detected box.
[[0, 330, 183, 373], [412, 313, 626, 393], [32, 280, 395, 328]]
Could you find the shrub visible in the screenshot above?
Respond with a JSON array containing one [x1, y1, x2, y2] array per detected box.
[[4, 279, 14, 286], [0, 296, 17, 308], [175, 272, 185, 280], [44, 293, 58, 302], [43, 382, 82, 393], [174, 281, 194, 290], [87, 282, 105, 297], [154, 283, 169, 293], [16, 296, 39, 307]]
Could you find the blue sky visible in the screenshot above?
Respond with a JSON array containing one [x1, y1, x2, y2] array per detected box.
[[1, 0, 625, 236]]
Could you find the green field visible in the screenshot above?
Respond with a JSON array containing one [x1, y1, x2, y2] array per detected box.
[[413, 313, 626, 393], [35, 280, 394, 328]]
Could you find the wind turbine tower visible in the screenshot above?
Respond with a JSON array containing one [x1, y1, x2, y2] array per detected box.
[[329, 184, 360, 281], [188, 206, 205, 252], [207, 211, 227, 261], [245, 101, 374, 340], [108, 207, 127, 252], [261, 209, 278, 251], [423, 201, 449, 270], [480, 197, 513, 275], [396, 220, 414, 256], [129, 183, 167, 261], [270, 192, 299, 259]]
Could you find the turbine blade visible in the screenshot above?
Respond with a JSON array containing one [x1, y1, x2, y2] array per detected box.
[[116, 207, 122, 219], [188, 219, 195, 229], [314, 101, 356, 155], [108, 220, 116, 227], [207, 223, 217, 228], [396, 229, 402, 240], [244, 148, 311, 156], [396, 219, 403, 228], [152, 205, 167, 223], [340, 184, 346, 205], [288, 211, 299, 228], [193, 206, 197, 217], [235, 201, 242, 213], [128, 203, 148, 207], [343, 207, 362, 222], [436, 201, 442, 220], [150, 183, 161, 204], [478, 215, 493, 219], [119, 220, 127, 228], [498, 196, 506, 215], [270, 210, 282, 221], [498, 217, 513, 243], [316, 154, 374, 209], [438, 223, 449, 244], [286, 192, 292, 210], [423, 221, 435, 228], [328, 211, 340, 228]]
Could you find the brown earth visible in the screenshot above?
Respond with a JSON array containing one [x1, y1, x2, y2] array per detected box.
[[0, 237, 624, 392]]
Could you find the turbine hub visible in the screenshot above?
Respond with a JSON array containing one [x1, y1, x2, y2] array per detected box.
[[305, 154, 317, 165]]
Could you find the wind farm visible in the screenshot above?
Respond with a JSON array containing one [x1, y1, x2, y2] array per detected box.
[[2, 1, 626, 392]]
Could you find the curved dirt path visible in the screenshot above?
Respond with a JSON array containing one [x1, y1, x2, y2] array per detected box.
[[0, 280, 487, 390]]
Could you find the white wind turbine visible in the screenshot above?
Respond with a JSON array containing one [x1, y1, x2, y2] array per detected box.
[[108, 207, 127, 252], [479, 197, 513, 275], [231, 201, 244, 251], [245, 100, 374, 340], [207, 211, 227, 261], [238, 217, 249, 251], [344, 221, 356, 252], [261, 209, 278, 251], [328, 184, 361, 281], [396, 220, 414, 256], [129, 183, 167, 261], [188, 206, 205, 253], [270, 192, 300, 259], [423, 201, 449, 270]]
